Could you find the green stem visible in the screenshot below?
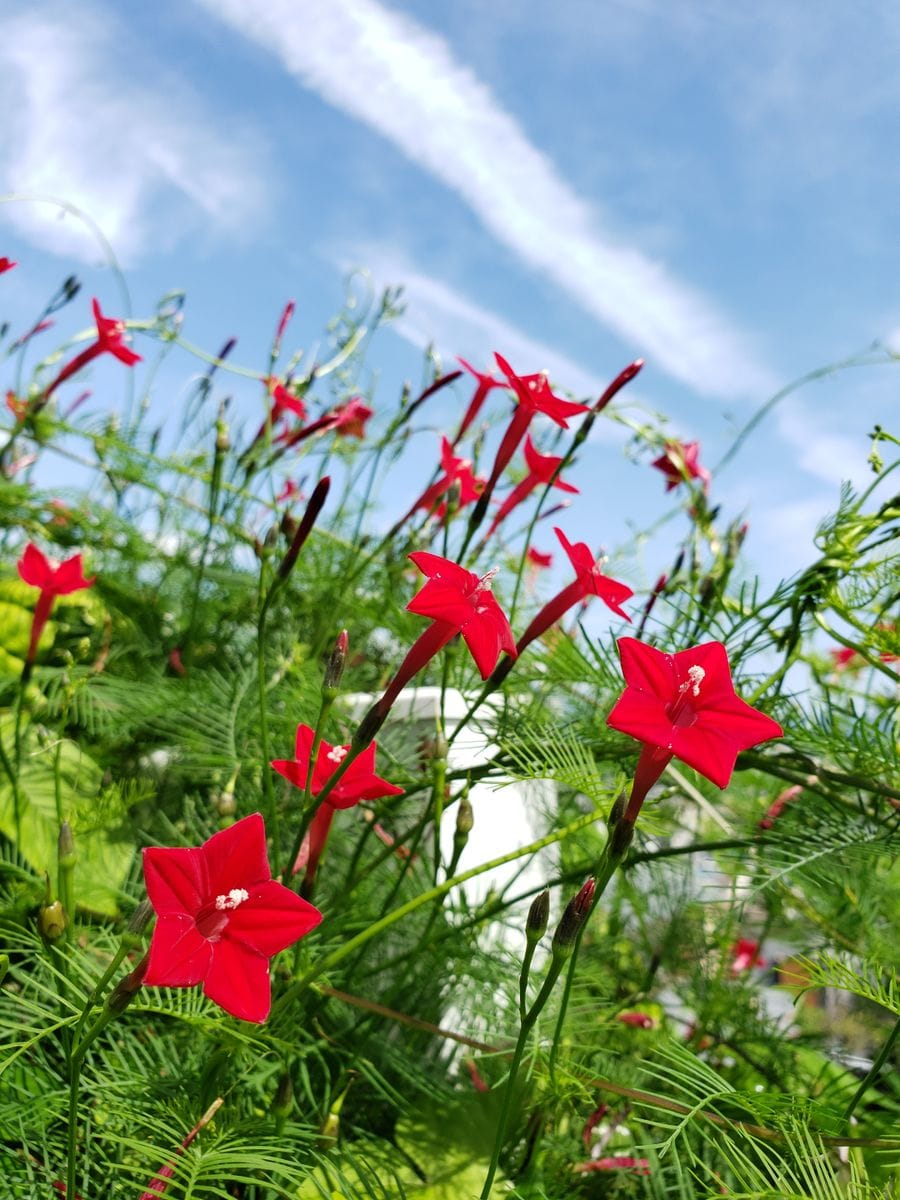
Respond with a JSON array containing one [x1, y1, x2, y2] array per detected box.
[[479, 960, 564, 1198], [843, 1012, 900, 1123], [256, 570, 278, 843], [274, 808, 601, 1015]]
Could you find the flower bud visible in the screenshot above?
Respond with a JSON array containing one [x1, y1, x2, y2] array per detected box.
[[38, 899, 67, 941], [58, 821, 76, 868], [606, 792, 627, 830], [551, 878, 595, 960], [525, 889, 550, 945], [455, 796, 474, 838], [609, 815, 635, 860], [0, 953, 8, 985], [107, 952, 149, 1014], [323, 630, 349, 696], [122, 900, 154, 949], [215, 402, 231, 453]]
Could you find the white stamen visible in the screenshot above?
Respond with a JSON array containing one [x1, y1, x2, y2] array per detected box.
[[326, 745, 348, 764], [214, 887, 249, 911], [686, 665, 706, 696], [477, 566, 499, 593]]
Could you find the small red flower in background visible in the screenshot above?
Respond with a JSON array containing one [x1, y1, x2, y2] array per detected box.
[[574, 1156, 651, 1175], [45, 298, 142, 397], [0, 256, 16, 274], [17, 543, 95, 663], [730, 938, 765, 974], [454, 357, 502, 443], [527, 546, 552, 569], [330, 396, 372, 438], [493, 529, 631, 683], [276, 478, 303, 505], [142, 813, 321, 1023], [616, 1010, 656, 1029], [759, 784, 802, 830], [485, 434, 579, 540], [651, 439, 710, 492], [267, 378, 308, 424], [607, 638, 783, 823], [411, 436, 485, 522], [272, 725, 403, 884], [830, 646, 858, 671], [6, 391, 28, 422], [464, 1057, 490, 1093]]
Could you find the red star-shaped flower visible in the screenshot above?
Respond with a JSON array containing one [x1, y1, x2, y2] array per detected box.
[[407, 552, 517, 679], [17, 543, 95, 663], [0, 257, 16, 274], [267, 378, 308, 424], [330, 397, 373, 438], [485, 435, 578, 540], [454, 357, 502, 443], [272, 725, 404, 811], [527, 547, 553, 569], [142, 813, 321, 1023], [411, 436, 485, 522], [607, 637, 782, 821], [272, 726, 403, 884], [495, 353, 590, 429], [730, 937, 765, 974], [44, 298, 141, 397], [651, 440, 710, 492]]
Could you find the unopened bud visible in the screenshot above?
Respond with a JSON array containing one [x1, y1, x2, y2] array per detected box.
[[0, 953, 8, 984], [215, 402, 231, 453], [124, 899, 154, 945], [607, 792, 627, 830], [38, 900, 67, 941], [609, 816, 635, 860], [323, 630, 349, 697], [526, 889, 550, 945], [455, 796, 474, 838], [551, 878, 595, 959], [271, 1071, 293, 1123], [107, 952, 149, 1014], [58, 821, 76, 867]]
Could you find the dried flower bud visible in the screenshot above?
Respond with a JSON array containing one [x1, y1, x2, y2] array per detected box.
[[551, 878, 595, 960], [38, 899, 67, 941], [107, 952, 149, 1014], [526, 889, 550, 945], [323, 629, 349, 695]]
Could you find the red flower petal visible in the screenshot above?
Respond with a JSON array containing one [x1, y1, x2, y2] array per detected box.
[[201, 812, 271, 898], [17, 543, 53, 590], [143, 846, 206, 916], [143, 916, 211, 987], [224, 880, 323, 956], [202, 938, 272, 1023], [50, 553, 95, 595]]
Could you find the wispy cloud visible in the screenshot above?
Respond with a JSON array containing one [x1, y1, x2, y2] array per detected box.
[[355, 248, 609, 399], [0, 3, 267, 263], [193, 0, 777, 400]]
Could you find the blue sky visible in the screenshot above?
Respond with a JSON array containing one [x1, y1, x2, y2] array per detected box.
[[1, 0, 898, 590]]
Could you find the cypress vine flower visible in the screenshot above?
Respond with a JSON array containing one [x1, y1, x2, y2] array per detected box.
[[17, 543, 95, 663], [0, 257, 17, 274], [453, 357, 502, 443], [44, 298, 141, 397], [606, 637, 783, 824], [355, 553, 517, 745], [405, 435, 485, 524], [651, 439, 710, 492], [271, 725, 403, 882], [484, 434, 579, 540], [142, 813, 321, 1023]]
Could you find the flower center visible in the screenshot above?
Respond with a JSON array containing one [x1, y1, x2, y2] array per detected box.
[[195, 888, 249, 940], [666, 665, 706, 728], [326, 745, 348, 765]]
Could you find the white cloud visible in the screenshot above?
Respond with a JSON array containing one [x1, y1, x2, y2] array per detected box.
[[356, 249, 606, 398], [193, 0, 777, 401], [0, 4, 267, 263]]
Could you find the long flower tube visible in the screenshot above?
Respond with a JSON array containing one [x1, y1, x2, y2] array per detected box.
[[43, 298, 141, 398], [452, 357, 502, 445]]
